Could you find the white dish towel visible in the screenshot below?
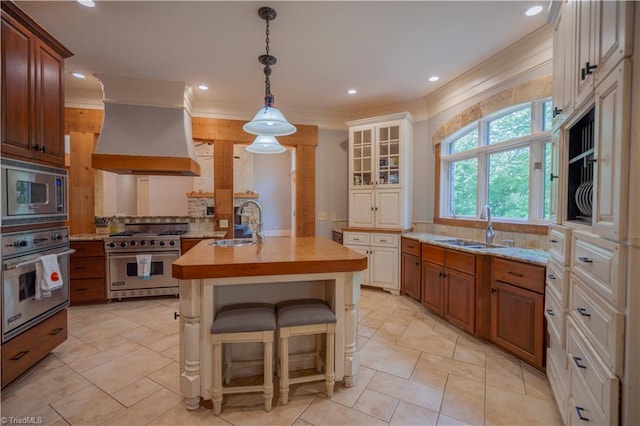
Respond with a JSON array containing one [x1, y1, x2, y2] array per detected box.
[[137, 254, 152, 280], [35, 254, 63, 300]]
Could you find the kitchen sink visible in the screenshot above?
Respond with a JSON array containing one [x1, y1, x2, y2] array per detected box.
[[209, 238, 256, 247], [436, 239, 504, 249]]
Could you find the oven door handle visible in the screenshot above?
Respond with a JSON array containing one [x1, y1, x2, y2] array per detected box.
[[108, 252, 179, 260], [4, 249, 76, 270]]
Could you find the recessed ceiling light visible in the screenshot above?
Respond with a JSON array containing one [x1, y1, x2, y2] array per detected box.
[[525, 5, 543, 16], [428, 76, 440, 82], [347, 89, 357, 95], [198, 84, 209, 90], [77, 0, 95, 7], [71, 72, 86, 79]]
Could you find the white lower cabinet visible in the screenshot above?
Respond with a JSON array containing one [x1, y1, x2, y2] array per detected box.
[[343, 231, 399, 294]]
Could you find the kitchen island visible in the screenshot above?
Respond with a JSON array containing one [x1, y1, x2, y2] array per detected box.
[[172, 237, 367, 410]]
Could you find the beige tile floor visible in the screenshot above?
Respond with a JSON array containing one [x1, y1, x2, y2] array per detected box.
[[1, 289, 563, 425]]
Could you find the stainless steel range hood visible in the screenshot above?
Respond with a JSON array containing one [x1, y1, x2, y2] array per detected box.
[[92, 75, 200, 177]]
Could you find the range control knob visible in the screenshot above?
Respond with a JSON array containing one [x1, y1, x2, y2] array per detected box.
[[159, 241, 166, 247], [130, 241, 137, 246], [169, 241, 176, 246], [150, 240, 156, 246], [14, 240, 28, 248], [140, 240, 147, 246], [108, 242, 117, 248], [120, 242, 127, 248], [52, 234, 64, 241]]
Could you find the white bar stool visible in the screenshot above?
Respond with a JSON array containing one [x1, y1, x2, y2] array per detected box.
[[210, 303, 275, 415], [276, 299, 336, 405]]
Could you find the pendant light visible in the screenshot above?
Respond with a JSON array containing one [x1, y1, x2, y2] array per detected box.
[[246, 135, 286, 154], [244, 7, 295, 154]]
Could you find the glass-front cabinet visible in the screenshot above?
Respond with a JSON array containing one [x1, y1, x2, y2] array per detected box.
[[347, 113, 414, 229]]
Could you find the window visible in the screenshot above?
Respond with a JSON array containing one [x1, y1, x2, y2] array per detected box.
[[440, 99, 552, 222]]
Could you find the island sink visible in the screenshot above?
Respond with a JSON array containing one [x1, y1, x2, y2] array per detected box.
[[209, 238, 256, 247]]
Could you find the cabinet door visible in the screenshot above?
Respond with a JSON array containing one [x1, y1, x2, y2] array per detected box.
[[401, 252, 421, 300], [345, 244, 369, 286], [375, 123, 401, 187], [348, 190, 375, 228], [574, 0, 595, 109], [421, 261, 445, 316], [491, 281, 544, 368], [34, 39, 65, 166], [1, 12, 35, 160], [552, 0, 576, 127], [592, 60, 630, 240], [593, 0, 633, 88], [445, 269, 476, 334], [350, 127, 374, 187], [548, 131, 560, 223], [370, 246, 398, 290], [375, 188, 402, 229]]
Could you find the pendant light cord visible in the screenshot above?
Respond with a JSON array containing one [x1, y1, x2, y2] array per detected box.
[[263, 15, 273, 107]]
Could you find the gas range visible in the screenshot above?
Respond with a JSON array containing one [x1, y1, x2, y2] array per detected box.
[[103, 222, 188, 253]]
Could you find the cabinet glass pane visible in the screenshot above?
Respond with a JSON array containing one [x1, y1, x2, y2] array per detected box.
[[352, 129, 373, 186]]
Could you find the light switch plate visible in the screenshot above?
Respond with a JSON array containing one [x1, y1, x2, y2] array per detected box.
[[219, 219, 228, 228], [318, 212, 328, 221]]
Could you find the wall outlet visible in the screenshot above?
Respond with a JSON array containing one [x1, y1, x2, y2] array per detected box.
[[219, 219, 228, 228], [317, 212, 328, 221]]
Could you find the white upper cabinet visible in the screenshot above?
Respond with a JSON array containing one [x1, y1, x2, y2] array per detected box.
[[573, 0, 633, 110], [552, 0, 576, 129], [347, 113, 414, 229]]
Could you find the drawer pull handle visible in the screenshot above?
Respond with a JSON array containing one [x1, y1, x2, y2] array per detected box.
[[10, 350, 30, 360], [76, 288, 87, 292], [353, 238, 360, 241], [547, 274, 556, 280], [508, 271, 524, 277], [75, 266, 88, 270], [546, 309, 555, 316], [380, 239, 387, 243], [174, 312, 180, 320], [575, 406, 589, 422], [576, 307, 591, 317], [550, 239, 559, 243], [50, 327, 64, 336], [415, 261, 419, 266], [573, 356, 587, 369], [491, 288, 497, 294], [578, 257, 593, 263]]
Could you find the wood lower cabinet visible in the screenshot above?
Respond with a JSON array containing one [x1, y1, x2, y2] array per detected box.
[[181, 238, 203, 254], [421, 244, 476, 334], [490, 257, 545, 369], [1, 3, 72, 167], [332, 231, 343, 245], [1, 309, 67, 388], [400, 238, 421, 300], [70, 240, 106, 304]]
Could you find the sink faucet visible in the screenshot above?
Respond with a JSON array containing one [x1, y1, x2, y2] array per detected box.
[[237, 200, 264, 243], [480, 205, 495, 245]]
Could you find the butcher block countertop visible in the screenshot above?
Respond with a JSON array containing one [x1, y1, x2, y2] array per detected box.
[[172, 236, 368, 280]]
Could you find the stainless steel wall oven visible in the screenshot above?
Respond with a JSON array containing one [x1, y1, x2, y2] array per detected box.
[[1, 227, 72, 343]]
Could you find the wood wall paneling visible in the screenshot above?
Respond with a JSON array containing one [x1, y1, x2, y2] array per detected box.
[[68, 132, 96, 234], [214, 140, 234, 238]]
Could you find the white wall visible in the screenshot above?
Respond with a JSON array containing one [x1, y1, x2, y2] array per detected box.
[[148, 176, 191, 216], [315, 129, 349, 238], [412, 120, 433, 222], [252, 150, 291, 232]]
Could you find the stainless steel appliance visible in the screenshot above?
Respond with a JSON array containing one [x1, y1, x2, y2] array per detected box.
[[1, 158, 68, 226], [1, 227, 72, 343], [104, 222, 188, 300]]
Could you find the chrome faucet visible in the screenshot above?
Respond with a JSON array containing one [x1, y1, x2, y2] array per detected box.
[[480, 205, 495, 245], [237, 200, 264, 243]]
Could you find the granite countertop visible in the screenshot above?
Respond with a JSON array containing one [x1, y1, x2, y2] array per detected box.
[[402, 231, 549, 266], [69, 233, 109, 241]]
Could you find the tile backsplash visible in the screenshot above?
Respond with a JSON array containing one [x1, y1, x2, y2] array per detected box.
[[100, 216, 215, 234]]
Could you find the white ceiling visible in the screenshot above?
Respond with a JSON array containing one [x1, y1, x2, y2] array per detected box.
[[17, 1, 551, 127]]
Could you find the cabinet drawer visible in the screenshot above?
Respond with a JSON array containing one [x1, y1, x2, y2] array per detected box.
[[70, 257, 105, 279], [401, 238, 420, 256], [70, 278, 106, 304], [70, 241, 105, 257], [1, 309, 67, 388], [343, 232, 370, 246], [332, 231, 343, 245], [569, 275, 624, 375], [372, 233, 398, 247], [422, 244, 444, 265], [546, 347, 570, 426], [548, 225, 571, 266], [445, 249, 475, 274], [567, 318, 619, 425], [545, 288, 565, 348], [546, 258, 569, 308], [492, 258, 544, 293], [571, 232, 625, 308]]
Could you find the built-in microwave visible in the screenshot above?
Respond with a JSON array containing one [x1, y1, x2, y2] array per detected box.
[[1, 158, 68, 226]]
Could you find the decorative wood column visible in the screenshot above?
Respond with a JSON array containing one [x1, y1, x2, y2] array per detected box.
[[213, 140, 234, 237]]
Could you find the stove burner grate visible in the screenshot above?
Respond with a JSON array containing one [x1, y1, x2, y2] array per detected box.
[[109, 232, 136, 237], [157, 230, 187, 236]]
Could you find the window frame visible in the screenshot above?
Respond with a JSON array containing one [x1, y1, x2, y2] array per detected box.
[[439, 98, 552, 224]]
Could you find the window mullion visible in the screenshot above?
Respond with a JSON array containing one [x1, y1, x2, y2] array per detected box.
[[478, 152, 488, 216]]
